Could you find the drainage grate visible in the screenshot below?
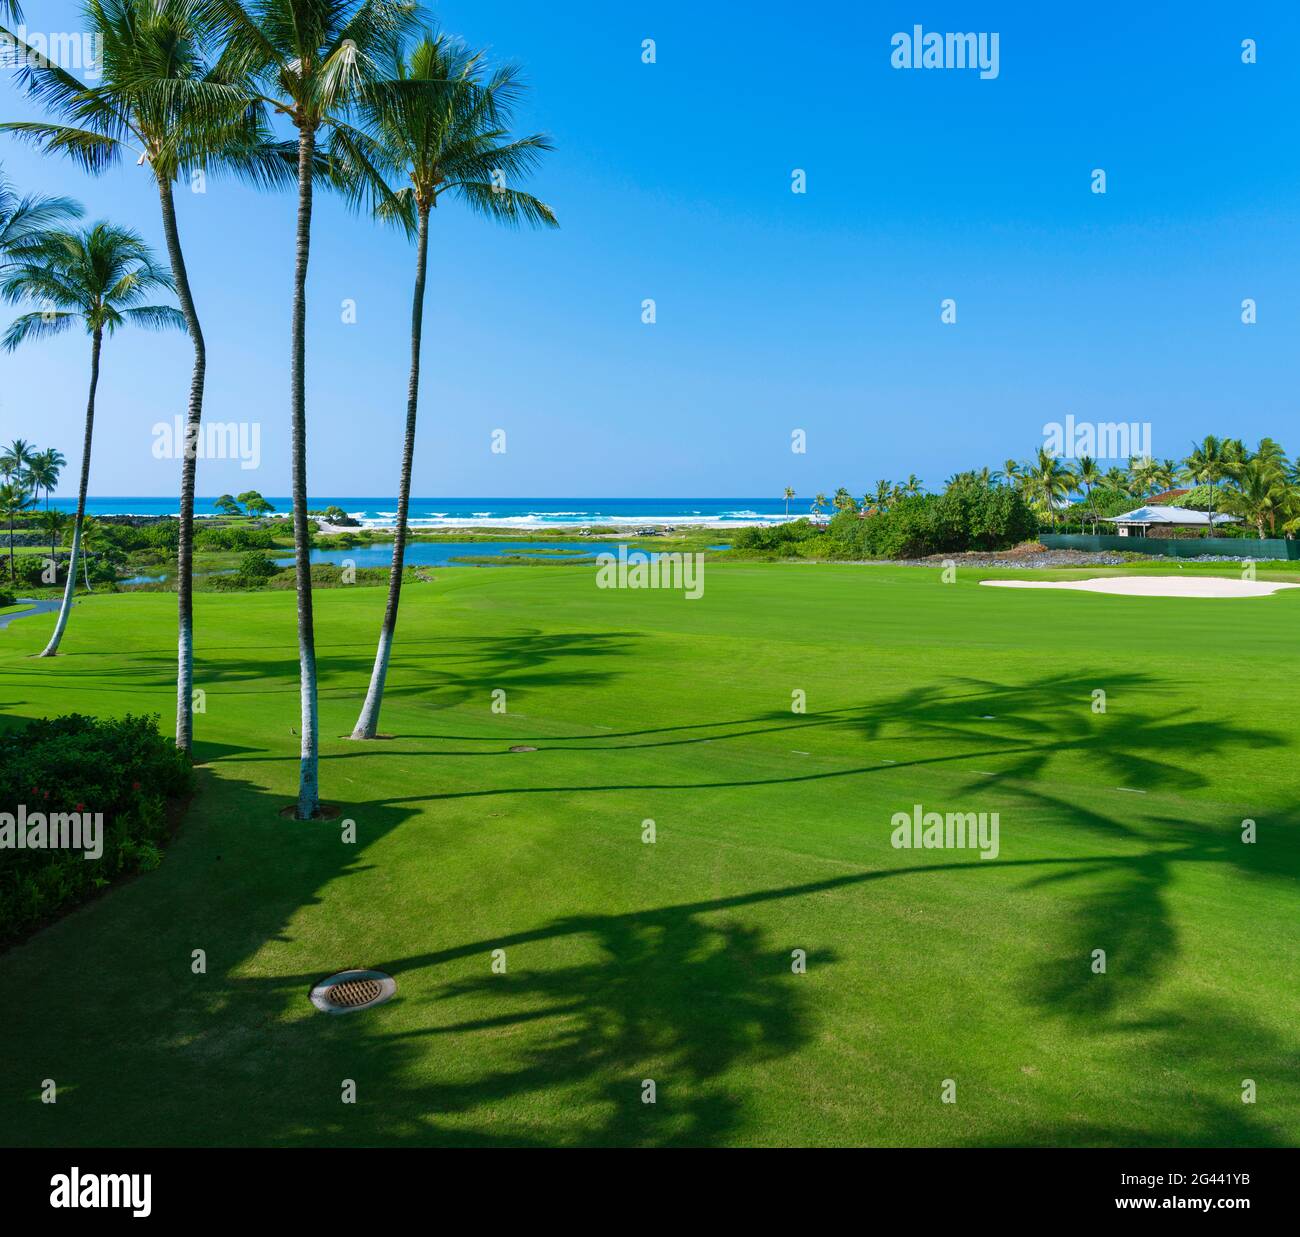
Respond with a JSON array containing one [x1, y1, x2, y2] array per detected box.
[[329, 978, 383, 1007], [310, 969, 396, 1015]]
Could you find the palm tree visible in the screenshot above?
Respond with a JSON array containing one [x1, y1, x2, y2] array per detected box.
[[1, 437, 36, 477], [0, 167, 82, 267], [866, 480, 892, 514], [1028, 447, 1071, 529], [1182, 436, 1232, 539], [2, 0, 295, 750], [1222, 457, 1281, 540], [1101, 465, 1130, 495], [809, 492, 827, 522], [1073, 455, 1100, 533], [205, 0, 417, 816], [0, 440, 35, 577], [0, 478, 34, 580], [1000, 459, 1022, 488], [831, 486, 856, 514], [900, 473, 923, 498], [1, 223, 183, 655], [26, 446, 63, 515], [38, 506, 67, 565], [1250, 439, 1290, 535], [782, 486, 794, 516], [78, 515, 106, 590], [1128, 456, 1159, 499], [349, 29, 557, 741]]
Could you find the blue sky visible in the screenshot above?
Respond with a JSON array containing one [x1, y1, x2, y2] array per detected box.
[[1, 1, 1298, 498]]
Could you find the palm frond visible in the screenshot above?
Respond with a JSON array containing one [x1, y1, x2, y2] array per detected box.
[[0, 121, 125, 175], [3, 310, 76, 350], [447, 181, 558, 230], [324, 120, 411, 232], [124, 304, 188, 331]]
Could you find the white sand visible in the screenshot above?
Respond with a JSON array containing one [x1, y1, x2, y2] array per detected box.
[[980, 576, 1300, 599]]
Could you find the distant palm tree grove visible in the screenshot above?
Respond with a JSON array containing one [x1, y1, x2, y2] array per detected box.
[[805, 434, 1300, 540]]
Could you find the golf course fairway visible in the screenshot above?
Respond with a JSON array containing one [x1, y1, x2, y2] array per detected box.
[[1, 561, 1297, 1147]]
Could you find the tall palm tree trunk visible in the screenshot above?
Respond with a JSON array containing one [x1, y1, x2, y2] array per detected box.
[[291, 125, 321, 818], [39, 328, 100, 657], [158, 179, 206, 753], [352, 204, 430, 740]]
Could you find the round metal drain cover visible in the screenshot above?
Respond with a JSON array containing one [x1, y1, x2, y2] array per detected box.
[[310, 969, 396, 1015]]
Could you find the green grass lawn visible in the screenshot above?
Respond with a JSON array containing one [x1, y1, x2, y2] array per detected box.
[[1, 562, 1297, 1147]]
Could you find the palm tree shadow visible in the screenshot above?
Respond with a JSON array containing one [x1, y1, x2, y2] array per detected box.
[[412, 913, 830, 1145], [6, 659, 1294, 1147]]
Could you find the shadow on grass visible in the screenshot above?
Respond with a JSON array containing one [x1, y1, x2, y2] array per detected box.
[[1, 630, 637, 723], [2, 664, 1296, 1147]]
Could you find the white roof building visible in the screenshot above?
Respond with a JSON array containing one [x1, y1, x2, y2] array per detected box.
[[1103, 506, 1240, 537]]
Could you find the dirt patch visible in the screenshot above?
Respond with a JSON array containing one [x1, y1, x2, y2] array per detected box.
[[277, 803, 344, 821]]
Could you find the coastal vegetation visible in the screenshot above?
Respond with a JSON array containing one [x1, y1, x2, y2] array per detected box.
[[744, 434, 1300, 560]]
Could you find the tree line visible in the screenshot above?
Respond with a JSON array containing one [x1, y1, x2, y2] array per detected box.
[[789, 434, 1300, 540]]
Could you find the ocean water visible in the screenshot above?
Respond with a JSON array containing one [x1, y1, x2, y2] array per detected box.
[[50, 497, 798, 529]]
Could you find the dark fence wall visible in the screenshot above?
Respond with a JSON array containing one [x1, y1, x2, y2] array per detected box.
[[1040, 534, 1300, 561]]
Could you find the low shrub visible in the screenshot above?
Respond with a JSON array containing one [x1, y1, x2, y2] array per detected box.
[[830, 484, 1037, 559], [6, 552, 118, 588], [194, 525, 278, 552], [236, 551, 280, 585], [0, 714, 193, 945], [730, 519, 829, 558]]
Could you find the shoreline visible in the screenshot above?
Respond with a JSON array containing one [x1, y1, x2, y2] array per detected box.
[[304, 518, 742, 538]]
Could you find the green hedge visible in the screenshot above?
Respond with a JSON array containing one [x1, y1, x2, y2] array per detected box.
[[0, 714, 193, 945], [828, 485, 1037, 559]]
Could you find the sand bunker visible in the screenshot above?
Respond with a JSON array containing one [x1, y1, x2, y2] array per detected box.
[[980, 576, 1300, 599]]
